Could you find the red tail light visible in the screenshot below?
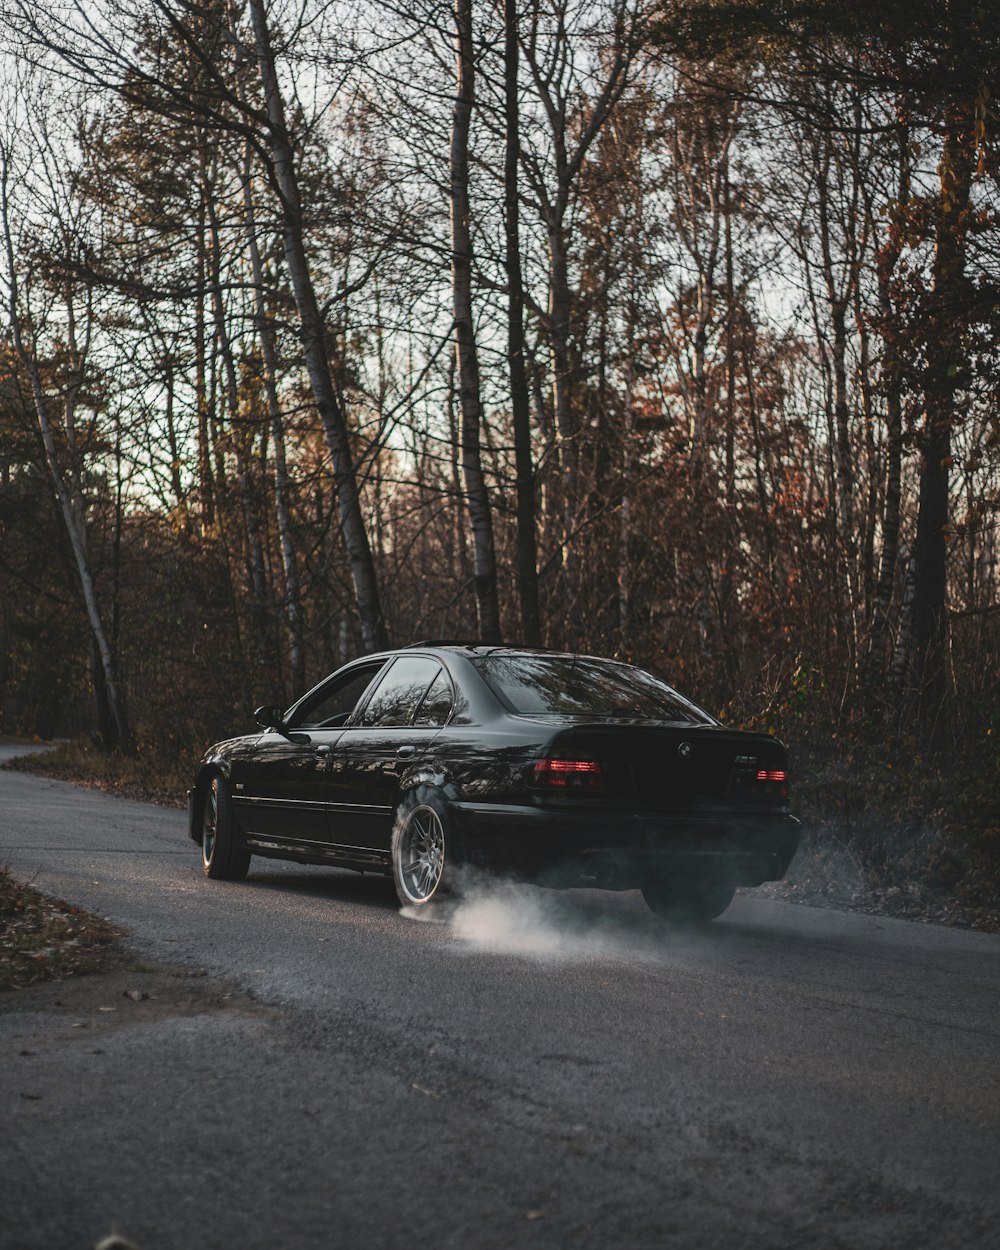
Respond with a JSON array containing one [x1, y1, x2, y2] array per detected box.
[[756, 768, 789, 798], [532, 758, 603, 790]]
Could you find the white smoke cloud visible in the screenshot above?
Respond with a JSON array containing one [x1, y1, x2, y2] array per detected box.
[[402, 874, 704, 964]]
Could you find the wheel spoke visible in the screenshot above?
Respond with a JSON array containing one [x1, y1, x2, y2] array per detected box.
[[396, 804, 445, 903]]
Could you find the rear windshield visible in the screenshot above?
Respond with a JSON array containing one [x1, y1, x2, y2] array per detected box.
[[472, 655, 714, 724]]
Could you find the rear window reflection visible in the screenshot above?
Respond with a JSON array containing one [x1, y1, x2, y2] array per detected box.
[[473, 655, 713, 724]]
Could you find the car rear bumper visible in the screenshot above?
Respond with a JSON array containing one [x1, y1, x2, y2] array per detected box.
[[450, 801, 801, 889]]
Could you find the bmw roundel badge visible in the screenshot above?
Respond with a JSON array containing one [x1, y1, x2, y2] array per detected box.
[[678, 741, 693, 760]]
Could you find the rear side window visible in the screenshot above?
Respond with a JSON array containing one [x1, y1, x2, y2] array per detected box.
[[356, 656, 442, 727], [413, 669, 454, 727], [472, 655, 713, 724]]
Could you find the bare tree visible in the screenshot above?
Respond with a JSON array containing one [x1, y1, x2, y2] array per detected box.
[[504, 0, 541, 644], [449, 0, 501, 642], [0, 135, 132, 751]]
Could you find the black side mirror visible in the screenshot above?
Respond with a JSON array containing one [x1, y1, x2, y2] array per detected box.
[[254, 705, 286, 730]]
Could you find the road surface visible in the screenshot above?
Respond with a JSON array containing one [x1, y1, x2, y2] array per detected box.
[[2, 745, 998, 1249]]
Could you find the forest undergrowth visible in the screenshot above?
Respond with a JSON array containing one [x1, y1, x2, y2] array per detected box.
[[765, 736, 1000, 931]]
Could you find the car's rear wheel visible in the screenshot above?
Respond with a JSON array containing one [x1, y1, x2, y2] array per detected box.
[[202, 775, 251, 881], [641, 872, 735, 923], [392, 790, 453, 909]]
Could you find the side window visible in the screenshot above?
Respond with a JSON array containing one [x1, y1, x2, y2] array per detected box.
[[356, 657, 441, 728], [292, 663, 386, 729], [413, 670, 453, 727]]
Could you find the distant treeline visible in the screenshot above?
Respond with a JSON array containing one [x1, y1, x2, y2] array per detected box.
[[0, 0, 997, 759]]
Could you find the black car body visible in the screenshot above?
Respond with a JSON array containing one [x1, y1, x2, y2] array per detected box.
[[188, 644, 800, 920]]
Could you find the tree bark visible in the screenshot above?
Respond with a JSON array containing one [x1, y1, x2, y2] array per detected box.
[[450, 0, 501, 643], [241, 133, 306, 694], [519, 8, 633, 564], [2, 158, 132, 751], [201, 137, 272, 661], [911, 90, 974, 731], [815, 132, 861, 672], [248, 0, 387, 653], [866, 114, 910, 697], [504, 0, 540, 646]]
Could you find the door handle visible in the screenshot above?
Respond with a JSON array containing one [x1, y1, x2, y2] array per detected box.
[[396, 745, 416, 759], [314, 744, 333, 756]]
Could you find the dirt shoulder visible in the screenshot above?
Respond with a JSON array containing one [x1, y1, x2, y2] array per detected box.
[[1, 947, 261, 1038], [0, 865, 123, 991], [755, 871, 1000, 932], [1, 859, 260, 1052]]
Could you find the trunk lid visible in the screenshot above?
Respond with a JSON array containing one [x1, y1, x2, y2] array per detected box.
[[542, 723, 788, 807]]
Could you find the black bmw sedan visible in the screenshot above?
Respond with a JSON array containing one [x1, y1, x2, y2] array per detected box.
[[188, 643, 800, 921]]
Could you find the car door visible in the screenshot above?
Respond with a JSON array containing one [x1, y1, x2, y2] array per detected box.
[[326, 656, 452, 853], [234, 660, 388, 846]]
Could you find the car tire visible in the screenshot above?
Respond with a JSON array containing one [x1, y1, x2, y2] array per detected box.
[[391, 788, 456, 909], [641, 873, 735, 923], [202, 774, 251, 881]]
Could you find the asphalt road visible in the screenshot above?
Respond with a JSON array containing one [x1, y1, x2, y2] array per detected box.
[[1, 745, 998, 1250]]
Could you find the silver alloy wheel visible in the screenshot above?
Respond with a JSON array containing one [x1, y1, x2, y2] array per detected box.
[[202, 781, 218, 868], [397, 804, 445, 904]]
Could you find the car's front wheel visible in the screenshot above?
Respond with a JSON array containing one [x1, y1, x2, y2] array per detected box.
[[391, 790, 454, 909], [202, 774, 251, 881], [641, 872, 735, 923]]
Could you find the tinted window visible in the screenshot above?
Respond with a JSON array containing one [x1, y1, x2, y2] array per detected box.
[[413, 670, 454, 727], [357, 657, 442, 727], [472, 655, 713, 724], [293, 663, 385, 729]]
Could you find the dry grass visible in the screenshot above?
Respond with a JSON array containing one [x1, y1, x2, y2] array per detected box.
[[6, 739, 189, 808], [0, 865, 122, 991]]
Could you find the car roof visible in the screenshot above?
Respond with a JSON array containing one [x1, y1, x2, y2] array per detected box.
[[404, 640, 543, 653], [403, 641, 607, 661]]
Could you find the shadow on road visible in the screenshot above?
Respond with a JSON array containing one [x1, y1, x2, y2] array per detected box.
[[242, 864, 400, 912]]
